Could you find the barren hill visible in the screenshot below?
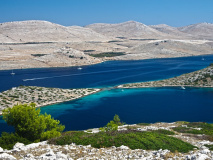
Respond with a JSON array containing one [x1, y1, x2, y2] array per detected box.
[[114, 39, 213, 60], [150, 24, 194, 39], [0, 20, 213, 70], [0, 20, 109, 43], [178, 23, 213, 40], [86, 21, 170, 39]]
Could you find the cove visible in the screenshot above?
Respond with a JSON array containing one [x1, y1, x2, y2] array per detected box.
[[38, 87, 213, 131]]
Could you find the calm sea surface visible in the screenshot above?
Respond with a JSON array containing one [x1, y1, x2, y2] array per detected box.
[[0, 55, 213, 133]]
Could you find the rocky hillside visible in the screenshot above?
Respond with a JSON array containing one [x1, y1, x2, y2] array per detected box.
[[178, 23, 213, 40], [119, 64, 213, 88], [150, 24, 194, 39], [0, 20, 110, 43], [115, 39, 213, 60], [86, 21, 171, 39], [0, 20, 213, 70]]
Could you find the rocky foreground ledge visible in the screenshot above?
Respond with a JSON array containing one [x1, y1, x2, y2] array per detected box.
[[0, 122, 213, 160], [0, 86, 100, 114], [118, 65, 213, 88]]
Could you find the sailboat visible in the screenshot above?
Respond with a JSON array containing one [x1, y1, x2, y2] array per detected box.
[[11, 70, 15, 75], [181, 86, 185, 90], [77, 67, 82, 70]]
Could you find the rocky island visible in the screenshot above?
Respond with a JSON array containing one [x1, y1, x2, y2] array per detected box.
[[118, 64, 213, 88], [0, 86, 100, 115]]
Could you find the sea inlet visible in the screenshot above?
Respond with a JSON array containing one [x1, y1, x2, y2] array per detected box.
[[0, 55, 213, 133]]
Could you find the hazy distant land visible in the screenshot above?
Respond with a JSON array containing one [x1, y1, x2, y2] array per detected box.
[[0, 20, 213, 70]]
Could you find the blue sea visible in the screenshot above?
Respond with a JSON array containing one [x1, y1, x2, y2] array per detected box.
[[0, 55, 213, 134]]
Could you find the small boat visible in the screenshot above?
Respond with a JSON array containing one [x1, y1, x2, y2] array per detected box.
[[202, 57, 205, 61], [181, 86, 185, 90], [77, 67, 82, 70], [11, 70, 15, 75]]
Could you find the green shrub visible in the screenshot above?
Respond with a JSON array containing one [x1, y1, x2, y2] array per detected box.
[[151, 129, 175, 135], [89, 52, 125, 57], [0, 132, 32, 150], [2, 103, 65, 142], [205, 144, 213, 150], [100, 114, 123, 132], [173, 122, 213, 136]]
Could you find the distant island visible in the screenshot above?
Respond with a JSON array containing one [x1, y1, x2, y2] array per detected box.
[[0, 20, 213, 70]]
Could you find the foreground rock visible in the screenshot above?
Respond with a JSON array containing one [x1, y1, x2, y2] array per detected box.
[[0, 122, 213, 159], [0, 86, 100, 114]]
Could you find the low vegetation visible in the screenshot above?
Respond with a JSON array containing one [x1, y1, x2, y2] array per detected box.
[[49, 116, 195, 153], [173, 122, 213, 141], [89, 52, 125, 57], [31, 54, 47, 57], [49, 130, 195, 153], [205, 145, 213, 151]]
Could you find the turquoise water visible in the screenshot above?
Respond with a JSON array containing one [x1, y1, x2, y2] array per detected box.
[[0, 55, 213, 133], [40, 87, 213, 131]]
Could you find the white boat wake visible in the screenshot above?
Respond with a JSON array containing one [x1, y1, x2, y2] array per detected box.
[[22, 66, 153, 81]]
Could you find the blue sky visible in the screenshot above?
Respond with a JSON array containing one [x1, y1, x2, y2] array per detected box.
[[0, 0, 212, 27]]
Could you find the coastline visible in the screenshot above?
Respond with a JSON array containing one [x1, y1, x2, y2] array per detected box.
[[0, 53, 212, 71], [0, 86, 102, 116], [117, 64, 213, 89]]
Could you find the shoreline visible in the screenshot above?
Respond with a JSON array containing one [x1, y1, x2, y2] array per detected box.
[[117, 84, 213, 89], [0, 53, 212, 71], [0, 86, 102, 116]]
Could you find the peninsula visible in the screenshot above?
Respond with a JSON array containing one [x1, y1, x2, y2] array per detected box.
[[118, 64, 213, 88], [0, 86, 100, 115]]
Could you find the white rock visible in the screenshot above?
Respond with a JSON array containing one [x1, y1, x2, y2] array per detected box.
[[0, 147, 3, 152], [0, 153, 16, 160], [56, 151, 67, 159], [119, 145, 129, 150], [13, 142, 25, 150], [201, 148, 210, 154], [197, 153, 209, 160]]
